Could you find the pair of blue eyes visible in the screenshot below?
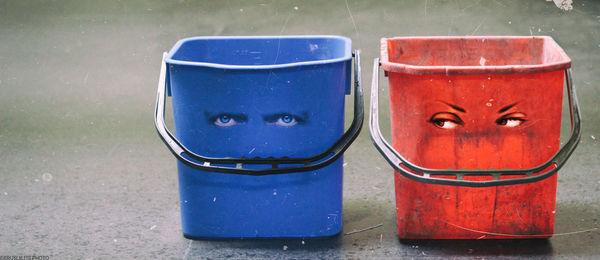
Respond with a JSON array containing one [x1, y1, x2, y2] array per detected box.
[[212, 114, 302, 127]]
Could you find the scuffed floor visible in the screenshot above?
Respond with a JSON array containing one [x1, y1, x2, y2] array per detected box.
[[1, 0, 599, 258]]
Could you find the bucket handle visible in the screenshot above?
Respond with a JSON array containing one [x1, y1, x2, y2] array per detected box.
[[154, 51, 363, 175], [369, 58, 582, 187]]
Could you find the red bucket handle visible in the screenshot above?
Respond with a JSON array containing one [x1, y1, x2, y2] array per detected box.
[[154, 51, 363, 175], [369, 58, 582, 187]]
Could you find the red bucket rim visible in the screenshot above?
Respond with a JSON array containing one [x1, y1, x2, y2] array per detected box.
[[380, 36, 571, 75]]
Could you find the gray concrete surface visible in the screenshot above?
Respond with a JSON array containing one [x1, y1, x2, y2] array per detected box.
[[1, 0, 599, 258]]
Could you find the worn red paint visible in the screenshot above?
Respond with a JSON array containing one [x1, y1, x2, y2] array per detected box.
[[381, 36, 571, 239]]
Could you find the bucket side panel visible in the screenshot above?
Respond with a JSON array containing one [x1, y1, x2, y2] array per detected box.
[[177, 160, 343, 238], [168, 62, 348, 238], [170, 64, 346, 158], [388, 71, 563, 239]]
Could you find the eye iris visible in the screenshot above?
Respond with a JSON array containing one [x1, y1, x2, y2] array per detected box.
[[219, 116, 231, 124], [281, 115, 292, 124]]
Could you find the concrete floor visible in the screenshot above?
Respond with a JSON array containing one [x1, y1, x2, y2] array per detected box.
[[1, 0, 599, 258]]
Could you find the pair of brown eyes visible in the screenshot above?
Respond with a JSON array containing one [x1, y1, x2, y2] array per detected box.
[[429, 112, 527, 129]]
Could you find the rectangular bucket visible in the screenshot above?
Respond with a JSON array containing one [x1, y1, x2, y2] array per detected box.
[[370, 36, 580, 239], [154, 36, 363, 238]]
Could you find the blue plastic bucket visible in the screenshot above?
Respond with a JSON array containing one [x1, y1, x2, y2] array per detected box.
[[154, 36, 363, 238]]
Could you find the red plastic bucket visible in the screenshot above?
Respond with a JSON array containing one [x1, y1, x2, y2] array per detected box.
[[370, 36, 581, 239]]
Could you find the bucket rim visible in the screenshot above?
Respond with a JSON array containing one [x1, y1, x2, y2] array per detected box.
[[380, 36, 572, 75], [165, 35, 352, 70]]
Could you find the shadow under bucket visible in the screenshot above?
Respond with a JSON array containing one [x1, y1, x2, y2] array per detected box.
[[370, 36, 581, 239], [155, 36, 363, 238]]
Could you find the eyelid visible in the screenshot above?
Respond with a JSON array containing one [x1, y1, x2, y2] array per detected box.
[[499, 112, 527, 119], [429, 112, 464, 125], [496, 112, 527, 122]]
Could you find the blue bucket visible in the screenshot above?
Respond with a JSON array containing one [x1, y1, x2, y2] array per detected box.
[[154, 36, 363, 238]]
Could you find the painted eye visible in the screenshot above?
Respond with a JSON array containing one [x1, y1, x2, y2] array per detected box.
[[214, 115, 236, 127], [264, 113, 307, 127], [432, 120, 460, 129], [429, 112, 463, 129], [209, 113, 247, 127], [496, 112, 527, 127], [275, 114, 297, 126]]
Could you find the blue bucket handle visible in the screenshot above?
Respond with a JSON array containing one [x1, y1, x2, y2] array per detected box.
[[369, 58, 582, 187], [155, 50, 363, 175]]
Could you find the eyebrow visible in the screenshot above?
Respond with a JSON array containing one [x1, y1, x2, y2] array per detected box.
[[436, 101, 466, 113], [498, 102, 518, 113]]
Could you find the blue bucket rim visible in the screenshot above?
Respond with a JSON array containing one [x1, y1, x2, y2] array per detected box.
[[164, 35, 352, 70]]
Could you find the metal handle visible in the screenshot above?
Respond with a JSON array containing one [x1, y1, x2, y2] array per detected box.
[[155, 51, 363, 175], [369, 58, 582, 187]]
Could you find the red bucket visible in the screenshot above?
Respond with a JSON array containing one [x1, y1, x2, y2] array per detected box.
[[370, 36, 581, 239]]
